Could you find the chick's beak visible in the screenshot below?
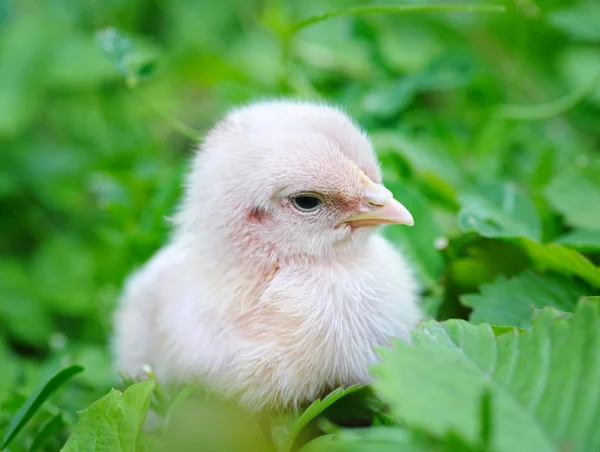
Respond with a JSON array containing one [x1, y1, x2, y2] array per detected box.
[[344, 176, 414, 228]]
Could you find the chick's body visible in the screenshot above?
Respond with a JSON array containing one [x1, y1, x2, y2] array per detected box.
[[115, 100, 422, 412]]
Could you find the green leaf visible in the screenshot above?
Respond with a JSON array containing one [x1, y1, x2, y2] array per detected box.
[[520, 238, 600, 288], [372, 300, 600, 452], [543, 160, 600, 230], [383, 182, 445, 290], [61, 380, 155, 452], [458, 182, 541, 241], [280, 386, 363, 452], [491, 326, 527, 336], [547, 4, 600, 43], [1, 365, 83, 450], [461, 270, 589, 328], [301, 427, 431, 452], [553, 229, 600, 252]]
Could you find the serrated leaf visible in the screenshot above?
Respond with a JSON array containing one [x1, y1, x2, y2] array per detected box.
[[383, 182, 444, 290], [543, 160, 600, 230], [458, 182, 541, 241], [1, 365, 83, 450], [553, 229, 600, 252], [461, 270, 589, 328], [520, 238, 600, 288], [372, 300, 600, 452], [61, 380, 155, 452]]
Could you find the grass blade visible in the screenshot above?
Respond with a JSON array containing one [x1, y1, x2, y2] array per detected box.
[[1, 365, 83, 450]]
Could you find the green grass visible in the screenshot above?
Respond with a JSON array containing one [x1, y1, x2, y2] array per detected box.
[[1, 0, 599, 450]]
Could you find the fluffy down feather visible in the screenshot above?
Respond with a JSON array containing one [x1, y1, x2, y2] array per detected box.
[[114, 99, 422, 412]]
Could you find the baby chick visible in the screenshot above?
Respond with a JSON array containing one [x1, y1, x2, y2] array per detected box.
[[114, 100, 422, 412]]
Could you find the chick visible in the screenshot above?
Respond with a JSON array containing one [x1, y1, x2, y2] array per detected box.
[[114, 100, 422, 412]]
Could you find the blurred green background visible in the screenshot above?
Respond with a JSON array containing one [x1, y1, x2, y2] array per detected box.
[[1, 0, 599, 449]]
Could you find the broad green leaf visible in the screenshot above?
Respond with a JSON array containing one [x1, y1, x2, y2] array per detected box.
[[458, 182, 541, 241], [531, 307, 573, 320], [461, 270, 589, 328], [61, 380, 155, 452], [372, 300, 600, 452], [554, 229, 600, 252], [543, 161, 600, 230], [520, 238, 600, 288], [383, 182, 444, 290], [1, 365, 83, 450], [281, 386, 363, 452]]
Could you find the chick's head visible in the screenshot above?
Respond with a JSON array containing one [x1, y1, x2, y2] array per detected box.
[[179, 100, 413, 263]]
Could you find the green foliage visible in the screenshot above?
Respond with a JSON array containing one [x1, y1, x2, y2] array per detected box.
[[554, 229, 600, 252], [371, 300, 600, 452], [461, 270, 589, 328], [1, 0, 600, 450], [458, 182, 542, 241], [521, 239, 600, 288], [543, 160, 600, 230], [62, 381, 155, 452], [1, 365, 83, 450]]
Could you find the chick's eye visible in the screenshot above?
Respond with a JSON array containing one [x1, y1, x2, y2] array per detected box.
[[291, 195, 323, 212]]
